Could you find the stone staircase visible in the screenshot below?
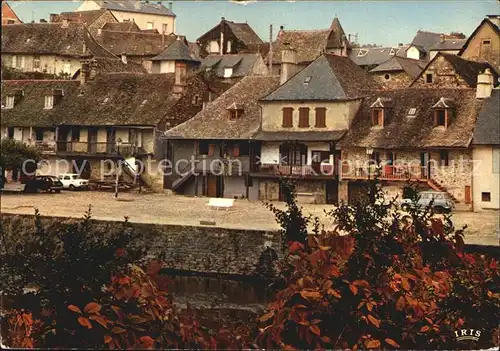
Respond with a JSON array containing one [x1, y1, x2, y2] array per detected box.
[[427, 179, 459, 203]]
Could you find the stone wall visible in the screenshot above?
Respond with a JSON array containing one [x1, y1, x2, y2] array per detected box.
[[411, 55, 470, 88], [1, 213, 283, 277], [259, 179, 327, 204], [371, 71, 413, 89]]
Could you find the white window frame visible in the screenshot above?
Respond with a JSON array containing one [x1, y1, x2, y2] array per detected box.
[[146, 21, 154, 30], [224, 67, 233, 78], [5, 96, 15, 109], [44, 95, 54, 109]]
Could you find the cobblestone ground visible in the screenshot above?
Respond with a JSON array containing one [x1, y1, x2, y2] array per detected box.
[[1, 191, 498, 246]]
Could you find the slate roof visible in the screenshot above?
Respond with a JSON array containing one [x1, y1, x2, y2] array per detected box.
[[329, 17, 351, 50], [409, 30, 465, 56], [411, 53, 497, 88], [349, 46, 409, 67], [262, 54, 380, 101], [201, 54, 262, 78], [225, 21, 264, 45], [57, 73, 179, 126], [50, 9, 112, 25], [429, 38, 467, 51], [101, 21, 141, 32], [472, 89, 500, 145], [370, 56, 426, 79], [1, 80, 81, 127], [95, 30, 176, 56], [253, 130, 346, 142], [151, 39, 200, 62], [1, 23, 116, 58], [164, 75, 281, 140], [87, 57, 147, 74], [271, 29, 331, 64], [339, 88, 483, 149], [96, 0, 175, 17]]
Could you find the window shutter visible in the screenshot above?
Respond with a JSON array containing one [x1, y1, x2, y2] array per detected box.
[[232, 144, 240, 157], [298, 107, 310, 128], [315, 108, 326, 127], [282, 108, 293, 127], [208, 144, 215, 157]]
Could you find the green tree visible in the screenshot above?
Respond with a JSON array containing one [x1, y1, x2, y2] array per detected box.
[[0, 138, 40, 172]]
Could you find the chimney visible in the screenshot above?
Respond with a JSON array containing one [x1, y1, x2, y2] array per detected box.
[[80, 60, 98, 85], [173, 62, 187, 95], [440, 34, 445, 43], [40, 19, 47, 23], [61, 19, 69, 28], [476, 68, 494, 99], [49, 13, 57, 23], [82, 43, 87, 54], [398, 42, 403, 47], [121, 53, 127, 64], [168, 2, 173, 11], [268, 24, 273, 75], [220, 31, 224, 55], [280, 43, 297, 85], [134, 1, 141, 10]]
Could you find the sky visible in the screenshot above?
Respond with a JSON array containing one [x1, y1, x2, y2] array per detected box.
[[7, 0, 499, 46]]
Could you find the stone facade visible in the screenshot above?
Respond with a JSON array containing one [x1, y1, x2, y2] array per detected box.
[[371, 71, 413, 89], [1, 213, 283, 277], [87, 11, 118, 37], [460, 19, 500, 70], [411, 55, 470, 88], [259, 179, 327, 204]]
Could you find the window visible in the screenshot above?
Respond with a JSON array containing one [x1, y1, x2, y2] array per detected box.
[[226, 40, 232, 53], [434, 109, 446, 127], [282, 107, 293, 128], [12, 55, 18, 68], [44, 95, 54, 109], [229, 110, 238, 121], [71, 129, 80, 141], [384, 73, 391, 80], [209, 40, 219, 53], [280, 143, 307, 165], [208, 144, 216, 157], [371, 109, 384, 127], [357, 49, 368, 57], [426, 73, 433, 83], [35, 128, 44, 141], [440, 150, 449, 166], [232, 144, 240, 157], [199, 141, 209, 155], [482, 39, 491, 46], [7, 20, 15, 24], [162, 23, 168, 34], [192, 94, 200, 105], [315, 107, 326, 128], [33, 55, 40, 70], [5, 96, 14, 109], [223, 67, 233, 78], [481, 192, 491, 202], [63, 63, 71, 74], [304, 76, 312, 85], [407, 107, 417, 117], [146, 21, 154, 30], [298, 107, 310, 128]]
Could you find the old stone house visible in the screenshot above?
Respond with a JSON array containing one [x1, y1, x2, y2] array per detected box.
[[150, 38, 200, 74], [369, 56, 426, 89], [2, 1, 22, 25], [76, 0, 176, 35], [255, 51, 379, 204], [471, 88, 499, 211], [1, 22, 117, 77], [428, 38, 467, 61], [338, 69, 495, 207], [267, 17, 351, 74], [459, 15, 500, 70], [406, 30, 465, 61], [49, 9, 119, 37], [200, 53, 269, 81], [162, 75, 280, 199], [411, 53, 497, 89], [196, 17, 264, 58], [349, 45, 409, 71]]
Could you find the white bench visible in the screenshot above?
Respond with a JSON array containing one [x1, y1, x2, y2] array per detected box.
[[207, 198, 234, 210]]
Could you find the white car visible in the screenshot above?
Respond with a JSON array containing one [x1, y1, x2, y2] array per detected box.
[[58, 173, 89, 190]]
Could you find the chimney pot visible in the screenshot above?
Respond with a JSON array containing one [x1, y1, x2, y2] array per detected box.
[[168, 2, 173, 10], [280, 25, 284, 30], [476, 68, 494, 99], [221, 17, 225, 21], [280, 44, 297, 85]]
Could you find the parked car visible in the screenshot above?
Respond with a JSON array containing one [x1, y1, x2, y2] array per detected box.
[[23, 175, 64, 193], [401, 191, 455, 213], [58, 173, 89, 190]]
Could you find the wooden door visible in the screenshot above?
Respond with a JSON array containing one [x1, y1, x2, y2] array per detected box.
[[464, 186, 471, 204], [207, 175, 218, 197]]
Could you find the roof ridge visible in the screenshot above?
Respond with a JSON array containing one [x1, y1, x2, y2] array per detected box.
[[282, 28, 330, 33]]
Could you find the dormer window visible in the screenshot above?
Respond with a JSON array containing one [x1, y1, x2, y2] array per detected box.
[[357, 49, 368, 57], [224, 67, 233, 78], [369, 97, 391, 128], [44, 95, 54, 109], [5, 95, 15, 109], [371, 109, 384, 127], [102, 97, 109, 104], [432, 97, 454, 128], [227, 103, 244, 121]]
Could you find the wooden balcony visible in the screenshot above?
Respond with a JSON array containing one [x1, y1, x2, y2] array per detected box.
[[257, 163, 336, 177], [27, 140, 57, 154], [56, 141, 144, 156], [341, 164, 429, 181]]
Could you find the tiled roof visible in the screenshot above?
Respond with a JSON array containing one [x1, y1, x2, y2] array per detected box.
[[165, 75, 280, 140], [1, 22, 117, 58], [271, 29, 331, 64], [226, 21, 264, 45], [50, 9, 111, 25], [262, 54, 380, 101], [96, 0, 175, 17], [101, 21, 141, 32], [1, 80, 81, 127], [473, 89, 500, 145], [201, 53, 262, 78], [349, 46, 409, 67], [329, 17, 351, 49], [151, 39, 200, 62], [429, 38, 467, 51], [370, 56, 426, 79], [95, 30, 175, 56], [90, 57, 147, 74], [253, 130, 346, 141], [339, 88, 483, 149]]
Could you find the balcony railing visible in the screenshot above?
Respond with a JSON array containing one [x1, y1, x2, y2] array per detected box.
[[341, 164, 429, 180], [56, 141, 144, 156], [258, 163, 335, 177], [27, 140, 57, 154]]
